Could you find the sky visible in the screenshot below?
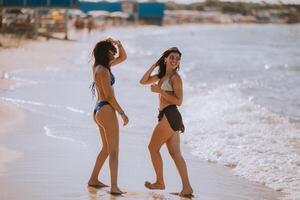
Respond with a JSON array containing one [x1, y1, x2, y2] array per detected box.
[[82, 0, 300, 5]]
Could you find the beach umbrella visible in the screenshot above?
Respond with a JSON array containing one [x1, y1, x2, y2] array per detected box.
[[110, 12, 129, 18], [87, 10, 110, 17]]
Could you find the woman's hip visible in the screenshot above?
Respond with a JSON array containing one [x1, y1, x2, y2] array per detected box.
[[94, 102, 117, 125], [158, 105, 185, 133]]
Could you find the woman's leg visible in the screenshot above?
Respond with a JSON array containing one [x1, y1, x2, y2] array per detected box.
[[98, 105, 124, 194], [166, 133, 193, 196], [145, 115, 173, 190], [88, 123, 109, 187]]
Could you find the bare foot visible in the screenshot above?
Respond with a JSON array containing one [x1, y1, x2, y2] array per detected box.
[[144, 181, 165, 190], [179, 188, 194, 198], [110, 185, 125, 195], [88, 180, 109, 188]]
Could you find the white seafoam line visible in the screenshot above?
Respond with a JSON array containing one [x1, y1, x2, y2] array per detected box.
[[1, 97, 92, 116], [66, 106, 91, 116], [44, 125, 87, 146], [1, 97, 91, 146]]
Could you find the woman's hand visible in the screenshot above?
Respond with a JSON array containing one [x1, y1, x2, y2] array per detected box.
[[151, 84, 162, 94], [108, 38, 126, 67], [153, 58, 161, 68], [112, 40, 121, 46], [148, 59, 159, 71], [121, 112, 129, 126], [107, 38, 121, 46], [114, 40, 121, 46], [106, 37, 114, 43]]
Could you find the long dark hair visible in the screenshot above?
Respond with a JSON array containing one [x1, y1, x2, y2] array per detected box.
[[92, 40, 117, 71], [157, 47, 182, 78], [90, 40, 116, 97]]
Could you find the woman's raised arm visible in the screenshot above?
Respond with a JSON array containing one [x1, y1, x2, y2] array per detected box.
[[110, 40, 127, 67], [139, 63, 159, 85]]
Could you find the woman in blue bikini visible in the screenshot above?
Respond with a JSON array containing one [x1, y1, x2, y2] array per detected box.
[[88, 38, 128, 195]]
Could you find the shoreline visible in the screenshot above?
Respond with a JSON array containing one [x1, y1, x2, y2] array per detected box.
[[0, 26, 288, 199]]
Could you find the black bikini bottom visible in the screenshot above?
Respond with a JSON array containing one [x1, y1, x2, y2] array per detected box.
[[94, 101, 109, 115], [158, 105, 185, 133]]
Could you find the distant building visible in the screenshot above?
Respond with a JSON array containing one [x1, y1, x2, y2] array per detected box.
[[0, 0, 78, 8], [79, 1, 122, 13], [78, 1, 165, 25], [164, 10, 233, 24], [137, 2, 165, 25]]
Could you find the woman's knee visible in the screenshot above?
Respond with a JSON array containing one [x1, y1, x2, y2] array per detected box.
[[168, 148, 182, 159], [108, 147, 119, 157], [99, 147, 109, 157]]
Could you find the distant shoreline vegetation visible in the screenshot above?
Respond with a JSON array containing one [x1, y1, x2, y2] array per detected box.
[[165, 0, 300, 24]]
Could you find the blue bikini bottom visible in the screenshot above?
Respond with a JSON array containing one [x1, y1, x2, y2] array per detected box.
[[93, 101, 109, 115]]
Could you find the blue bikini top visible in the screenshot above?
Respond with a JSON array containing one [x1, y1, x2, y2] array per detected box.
[[110, 71, 115, 86], [90, 68, 115, 98]]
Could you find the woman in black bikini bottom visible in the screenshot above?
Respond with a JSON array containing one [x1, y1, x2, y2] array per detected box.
[[140, 47, 193, 197]]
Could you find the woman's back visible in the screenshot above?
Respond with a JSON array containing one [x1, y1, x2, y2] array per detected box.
[[93, 65, 115, 101]]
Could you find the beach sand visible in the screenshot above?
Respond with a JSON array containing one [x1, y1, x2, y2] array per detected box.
[[0, 32, 283, 200], [0, 36, 80, 180], [0, 119, 282, 200], [0, 101, 24, 176], [0, 34, 30, 49]]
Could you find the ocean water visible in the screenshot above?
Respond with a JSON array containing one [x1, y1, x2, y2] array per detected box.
[[1, 24, 300, 199]]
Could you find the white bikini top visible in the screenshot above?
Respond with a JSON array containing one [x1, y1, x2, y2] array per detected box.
[[160, 75, 174, 92]]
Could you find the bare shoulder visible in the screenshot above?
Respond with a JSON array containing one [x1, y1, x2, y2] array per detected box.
[[171, 73, 182, 84], [95, 65, 109, 78]]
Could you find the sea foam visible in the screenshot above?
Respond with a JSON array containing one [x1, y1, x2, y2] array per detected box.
[[183, 83, 300, 200]]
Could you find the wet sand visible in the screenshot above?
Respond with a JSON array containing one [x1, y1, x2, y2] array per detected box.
[[0, 116, 282, 200], [0, 36, 80, 180], [0, 101, 24, 176], [0, 31, 283, 200]]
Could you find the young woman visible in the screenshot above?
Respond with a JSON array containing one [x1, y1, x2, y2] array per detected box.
[[88, 38, 128, 195], [140, 47, 194, 197]]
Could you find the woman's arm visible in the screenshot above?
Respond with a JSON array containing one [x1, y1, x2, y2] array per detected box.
[[151, 75, 183, 106], [97, 68, 129, 125], [110, 40, 127, 67], [139, 63, 159, 85]]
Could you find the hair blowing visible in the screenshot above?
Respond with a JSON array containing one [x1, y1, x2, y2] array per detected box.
[[92, 40, 117, 71], [90, 40, 116, 97], [157, 47, 182, 79]]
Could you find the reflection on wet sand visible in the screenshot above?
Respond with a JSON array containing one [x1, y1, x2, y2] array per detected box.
[[87, 186, 192, 200]]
